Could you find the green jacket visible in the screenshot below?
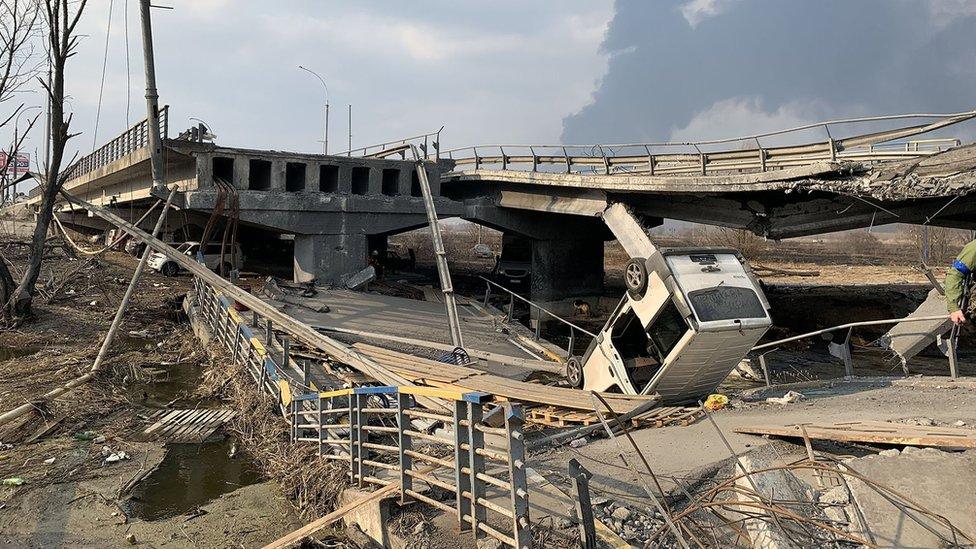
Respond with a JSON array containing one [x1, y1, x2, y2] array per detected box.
[[946, 239, 976, 313]]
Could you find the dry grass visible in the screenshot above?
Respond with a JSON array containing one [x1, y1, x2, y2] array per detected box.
[[196, 347, 351, 521]]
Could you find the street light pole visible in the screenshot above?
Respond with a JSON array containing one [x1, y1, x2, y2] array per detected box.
[[139, 0, 165, 192], [298, 65, 329, 154]]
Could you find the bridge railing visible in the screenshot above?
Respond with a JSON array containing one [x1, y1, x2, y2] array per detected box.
[[335, 127, 443, 160], [67, 105, 169, 182], [441, 110, 973, 176]]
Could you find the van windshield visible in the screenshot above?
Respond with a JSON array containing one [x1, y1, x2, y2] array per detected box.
[[688, 286, 766, 322]]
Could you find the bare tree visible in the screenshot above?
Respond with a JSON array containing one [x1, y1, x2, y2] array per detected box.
[[4, 0, 85, 322], [0, 0, 41, 316]]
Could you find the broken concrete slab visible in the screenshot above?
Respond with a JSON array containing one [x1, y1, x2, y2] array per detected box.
[[880, 288, 952, 367], [340, 487, 392, 547], [345, 265, 376, 290], [734, 454, 817, 549], [843, 448, 976, 547]]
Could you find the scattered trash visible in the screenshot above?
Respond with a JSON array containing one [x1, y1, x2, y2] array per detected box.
[[766, 390, 805, 405], [101, 446, 130, 465], [732, 358, 765, 381], [569, 437, 588, 448], [43, 457, 55, 465], [125, 533, 137, 545], [93, 435, 106, 444], [73, 431, 97, 441], [2, 477, 25, 486], [953, 420, 967, 427], [704, 393, 729, 411]]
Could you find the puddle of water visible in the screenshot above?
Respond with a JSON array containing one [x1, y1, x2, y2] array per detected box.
[[123, 438, 262, 521], [0, 345, 40, 362], [129, 361, 217, 408]]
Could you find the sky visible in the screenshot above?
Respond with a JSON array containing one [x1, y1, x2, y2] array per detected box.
[[4, 0, 976, 188]]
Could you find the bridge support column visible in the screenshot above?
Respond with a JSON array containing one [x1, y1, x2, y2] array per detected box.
[[530, 236, 604, 305], [293, 233, 367, 285]]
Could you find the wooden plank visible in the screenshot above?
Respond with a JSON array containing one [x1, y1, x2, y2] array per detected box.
[[352, 345, 658, 414], [734, 420, 976, 449], [142, 408, 237, 443], [67, 193, 450, 413]]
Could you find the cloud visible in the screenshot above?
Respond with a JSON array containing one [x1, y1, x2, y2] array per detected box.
[[562, 0, 976, 145], [679, 0, 739, 27], [668, 97, 829, 144], [926, 0, 976, 27], [4, 0, 614, 170]]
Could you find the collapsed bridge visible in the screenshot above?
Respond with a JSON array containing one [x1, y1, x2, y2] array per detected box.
[[24, 108, 976, 306]]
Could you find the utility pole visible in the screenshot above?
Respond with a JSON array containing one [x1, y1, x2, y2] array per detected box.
[[347, 104, 352, 156], [139, 0, 165, 191]]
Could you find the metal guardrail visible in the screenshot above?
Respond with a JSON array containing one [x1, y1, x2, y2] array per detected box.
[[67, 105, 169, 182], [480, 275, 596, 357], [290, 386, 531, 548], [193, 276, 532, 548], [750, 314, 953, 386], [441, 110, 973, 177], [336, 127, 443, 160]]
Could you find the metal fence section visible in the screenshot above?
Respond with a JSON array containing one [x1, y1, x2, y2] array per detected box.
[[441, 110, 973, 177], [192, 275, 531, 548], [287, 385, 532, 548], [67, 105, 170, 182], [481, 275, 596, 357]]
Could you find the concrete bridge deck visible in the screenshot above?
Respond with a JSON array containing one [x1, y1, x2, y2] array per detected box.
[[29, 108, 976, 306]]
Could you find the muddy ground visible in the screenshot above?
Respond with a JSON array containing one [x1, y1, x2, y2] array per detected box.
[[0, 239, 303, 547]]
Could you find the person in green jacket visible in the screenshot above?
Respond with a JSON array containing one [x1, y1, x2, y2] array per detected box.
[[946, 239, 976, 325]]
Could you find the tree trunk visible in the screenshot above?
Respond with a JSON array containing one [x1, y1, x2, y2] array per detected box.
[[0, 256, 13, 323], [6, 0, 86, 321]]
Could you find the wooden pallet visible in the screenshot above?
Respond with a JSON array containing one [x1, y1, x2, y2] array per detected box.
[[527, 405, 704, 429], [143, 408, 237, 443]]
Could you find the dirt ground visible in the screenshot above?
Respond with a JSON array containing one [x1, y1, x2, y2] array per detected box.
[[0, 236, 303, 547], [2, 217, 974, 548]]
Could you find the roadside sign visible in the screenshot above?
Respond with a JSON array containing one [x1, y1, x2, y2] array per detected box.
[[0, 152, 30, 177]]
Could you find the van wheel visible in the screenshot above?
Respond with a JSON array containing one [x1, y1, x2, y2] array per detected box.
[[161, 262, 179, 277], [566, 356, 584, 388], [624, 258, 648, 298]]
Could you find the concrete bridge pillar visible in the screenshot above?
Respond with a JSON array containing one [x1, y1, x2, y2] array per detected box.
[[293, 233, 368, 285], [530, 236, 604, 304]]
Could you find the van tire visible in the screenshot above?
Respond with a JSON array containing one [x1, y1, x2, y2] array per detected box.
[[624, 257, 648, 298], [566, 356, 584, 388], [161, 262, 179, 277]]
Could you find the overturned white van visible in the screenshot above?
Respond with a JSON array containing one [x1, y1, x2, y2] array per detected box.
[[567, 248, 772, 404]]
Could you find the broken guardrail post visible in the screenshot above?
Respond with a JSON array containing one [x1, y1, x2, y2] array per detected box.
[[90, 186, 177, 374], [281, 335, 290, 375], [467, 399, 487, 543], [396, 391, 413, 505], [505, 403, 532, 549], [569, 458, 597, 549], [454, 399, 472, 533], [759, 353, 772, 388]]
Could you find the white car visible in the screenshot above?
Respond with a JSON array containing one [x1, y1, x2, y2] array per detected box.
[[567, 248, 771, 404], [148, 241, 244, 276]]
